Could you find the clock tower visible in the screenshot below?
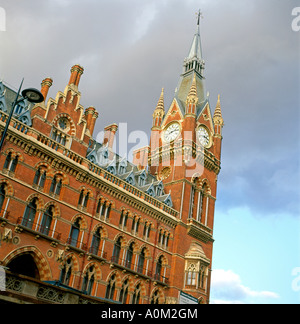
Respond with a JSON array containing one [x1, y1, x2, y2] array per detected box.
[[137, 14, 224, 303]]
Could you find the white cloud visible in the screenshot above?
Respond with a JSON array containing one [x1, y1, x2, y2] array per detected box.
[[211, 269, 280, 304]]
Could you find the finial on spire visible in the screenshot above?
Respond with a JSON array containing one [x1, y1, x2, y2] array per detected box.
[[196, 9, 203, 26]]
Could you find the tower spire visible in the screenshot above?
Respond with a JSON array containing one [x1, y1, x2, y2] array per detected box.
[[152, 88, 165, 129], [175, 11, 206, 111]]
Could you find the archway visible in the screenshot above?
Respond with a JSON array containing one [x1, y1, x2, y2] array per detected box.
[[7, 254, 40, 280]]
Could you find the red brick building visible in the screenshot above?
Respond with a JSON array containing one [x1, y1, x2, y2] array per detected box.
[[0, 18, 223, 304]]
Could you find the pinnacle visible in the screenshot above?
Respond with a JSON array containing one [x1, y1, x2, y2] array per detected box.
[[213, 95, 224, 126], [186, 74, 199, 105], [155, 88, 165, 111]]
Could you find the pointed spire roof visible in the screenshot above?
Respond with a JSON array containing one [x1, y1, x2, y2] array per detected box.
[[187, 15, 203, 61], [186, 74, 199, 105], [213, 95, 224, 126], [172, 11, 208, 117], [155, 88, 165, 111]]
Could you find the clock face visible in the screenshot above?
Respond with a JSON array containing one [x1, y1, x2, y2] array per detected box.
[[163, 123, 180, 142], [197, 126, 210, 147]]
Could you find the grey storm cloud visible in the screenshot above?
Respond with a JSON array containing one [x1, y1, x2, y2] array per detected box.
[[0, 0, 299, 217]]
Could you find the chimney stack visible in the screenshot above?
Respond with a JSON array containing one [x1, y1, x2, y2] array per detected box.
[[103, 124, 118, 149], [69, 64, 84, 87], [40, 78, 53, 102], [84, 106, 99, 136]]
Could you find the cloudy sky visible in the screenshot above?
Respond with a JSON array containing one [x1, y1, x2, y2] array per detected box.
[[0, 0, 299, 304]]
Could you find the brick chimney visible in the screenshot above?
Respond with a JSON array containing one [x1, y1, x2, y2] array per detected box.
[[68, 64, 84, 87], [84, 106, 99, 137], [103, 124, 118, 149], [40, 78, 53, 102]]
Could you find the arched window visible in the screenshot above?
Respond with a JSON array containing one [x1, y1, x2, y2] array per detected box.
[[112, 237, 122, 264], [143, 222, 151, 240], [69, 218, 80, 247], [82, 266, 95, 295], [132, 284, 141, 304], [119, 279, 129, 304], [40, 206, 54, 236], [22, 198, 38, 229], [155, 256, 164, 281], [0, 183, 6, 211], [125, 243, 134, 269], [50, 175, 62, 196], [90, 228, 101, 255], [33, 168, 46, 188], [4, 153, 18, 173], [150, 289, 160, 304], [78, 190, 89, 209], [96, 200, 111, 221], [131, 217, 140, 236], [137, 248, 146, 274], [119, 211, 128, 229], [105, 274, 116, 300], [59, 257, 73, 286]]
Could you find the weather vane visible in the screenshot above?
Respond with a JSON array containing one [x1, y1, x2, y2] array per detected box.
[[196, 9, 203, 26]]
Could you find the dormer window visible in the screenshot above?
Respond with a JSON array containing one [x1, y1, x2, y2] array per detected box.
[[119, 165, 126, 175], [127, 176, 134, 185], [107, 166, 116, 175], [138, 173, 146, 187], [156, 183, 164, 196]]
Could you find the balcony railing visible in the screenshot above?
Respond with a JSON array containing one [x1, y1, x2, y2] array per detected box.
[[66, 237, 87, 251], [110, 256, 169, 284], [16, 217, 61, 241]]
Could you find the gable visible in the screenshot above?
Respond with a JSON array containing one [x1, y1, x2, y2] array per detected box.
[[161, 99, 184, 128]]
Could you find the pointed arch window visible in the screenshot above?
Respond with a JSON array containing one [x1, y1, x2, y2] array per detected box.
[[82, 266, 95, 295], [105, 274, 116, 300], [96, 200, 111, 221], [4, 153, 18, 173], [69, 218, 80, 247], [0, 184, 6, 212], [143, 222, 151, 241], [119, 211, 128, 230], [78, 190, 89, 210], [59, 257, 73, 286], [132, 284, 141, 304], [22, 198, 38, 229], [155, 256, 163, 281], [112, 237, 122, 264], [50, 175, 62, 196], [150, 289, 160, 304], [125, 242, 134, 269], [33, 167, 46, 189], [40, 206, 54, 236], [119, 279, 129, 304], [90, 227, 101, 255], [137, 248, 146, 274]]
